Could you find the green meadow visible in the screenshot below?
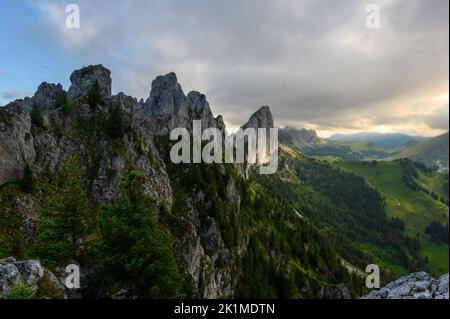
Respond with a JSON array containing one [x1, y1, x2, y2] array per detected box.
[[334, 160, 449, 276]]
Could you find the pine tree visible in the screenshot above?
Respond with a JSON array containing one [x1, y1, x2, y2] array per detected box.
[[33, 158, 96, 266], [97, 171, 184, 298], [30, 102, 43, 127], [106, 104, 125, 139], [86, 80, 103, 109], [56, 92, 73, 115], [20, 164, 35, 193]]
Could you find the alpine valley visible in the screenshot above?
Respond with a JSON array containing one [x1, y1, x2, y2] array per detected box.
[[0, 65, 448, 299]]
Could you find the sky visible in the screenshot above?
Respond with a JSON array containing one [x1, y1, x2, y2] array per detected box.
[[0, 0, 448, 137]]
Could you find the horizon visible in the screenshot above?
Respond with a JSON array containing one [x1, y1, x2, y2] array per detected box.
[[0, 0, 448, 138]]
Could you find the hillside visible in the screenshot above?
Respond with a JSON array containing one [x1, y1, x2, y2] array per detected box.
[[392, 133, 449, 172], [334, 160, 449, 276], [0, 65, 368, 299], [0, 65, 447, 299]]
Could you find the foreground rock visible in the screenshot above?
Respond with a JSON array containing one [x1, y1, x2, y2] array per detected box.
[[361, 272, 449, 299], [0, 257, 66, 299]]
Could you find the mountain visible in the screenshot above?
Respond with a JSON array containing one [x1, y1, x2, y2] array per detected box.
[[392, 133, 449, 172], [279, 127, 396, 161], [279, 127, 321, 150], [0, 65, 447, 299], [335, 159, 449, 275], [329, 132, 426, 149]]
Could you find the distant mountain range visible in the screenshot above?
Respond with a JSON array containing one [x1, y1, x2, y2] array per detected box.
[[280, 128, 449, 172], [392, 133, 449, 172], [329, 132, 426, 149]]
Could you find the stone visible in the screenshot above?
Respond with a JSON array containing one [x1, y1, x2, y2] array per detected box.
[[145, 72, 190, 135], [241, 105, 274, 130], [361, 272, 449, 299], [68, 64, 112, 99]]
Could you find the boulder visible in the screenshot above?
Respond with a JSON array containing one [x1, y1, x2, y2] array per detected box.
[[361, 272, 449, 299], [0, 258, 66, 299]]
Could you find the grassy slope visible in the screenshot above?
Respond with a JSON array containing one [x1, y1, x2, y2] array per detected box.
[[334, 160, 449, 276], [391, 133, 449, 169]]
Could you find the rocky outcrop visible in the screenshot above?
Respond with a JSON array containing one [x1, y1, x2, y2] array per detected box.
[[0, 257, 65, 299], [241, 105, 274, 131], [0, 64, 236, 299], [187, 91, 225, 133], [0, 101, 35, 185], [68, 64, 112, 99], [144, 72, 191, 135], [279, 127, 320, 150], [361, 272, 449, 299]]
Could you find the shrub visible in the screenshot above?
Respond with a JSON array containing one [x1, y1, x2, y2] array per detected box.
[[5, 279, 35, 299]]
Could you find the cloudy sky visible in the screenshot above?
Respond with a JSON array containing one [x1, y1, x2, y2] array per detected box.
[[0, 0, 448, 137]]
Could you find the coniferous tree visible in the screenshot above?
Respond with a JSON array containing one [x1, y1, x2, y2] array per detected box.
[[30, 102, 43, 127], [33, 158, 96, 266], [106, 104, 125, 139], [97, 171, 184, 298], [86, 80, 103, 109], [56, 92, 73, 115]]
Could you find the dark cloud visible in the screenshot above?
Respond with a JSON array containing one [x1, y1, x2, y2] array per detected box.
[[31, 0, 449, 135]]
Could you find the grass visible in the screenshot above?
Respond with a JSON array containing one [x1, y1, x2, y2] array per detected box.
[[334, 160, 449, 276]]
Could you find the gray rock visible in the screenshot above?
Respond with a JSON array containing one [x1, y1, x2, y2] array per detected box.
[[361, 272, 449, 299], [145, 72, 190, 135], [68, 64, 112, 99], [241, 105, 274, 131], [0, 263, 21, 297], [32, 82, 64, 112], [0, 101, 36, 185], [187, 91, 225, 133], [14, 260, 44, 285], [0, 259, 65, 299]]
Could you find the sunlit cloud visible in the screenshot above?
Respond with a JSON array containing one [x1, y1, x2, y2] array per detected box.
[[8, 0, 448, 137]]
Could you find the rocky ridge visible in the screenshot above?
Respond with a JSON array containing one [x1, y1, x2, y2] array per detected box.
[[0, 64, 275, 299]]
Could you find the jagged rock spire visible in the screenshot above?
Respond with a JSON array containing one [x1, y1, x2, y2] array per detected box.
[[241, 105, 274, 130], [68, 64, 112, 99]]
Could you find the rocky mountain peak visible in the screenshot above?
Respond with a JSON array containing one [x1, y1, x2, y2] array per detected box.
[[187, 91, 208, 114], [32, 82, 64, 112], [144, 72, 190, 134], [68, 64, 112, 99], [241, 105, 274, 130], [186, 91, 224, 131]]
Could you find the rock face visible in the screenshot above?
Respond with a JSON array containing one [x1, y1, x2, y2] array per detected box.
[[361, 272, 449, 299], [0, 101, 35, 185], [187, 91, 225, 132], [68, 64, 112, 99], [0, 64, 239, 299], [144, 73, 225, 135], [0, 257, 65, 299], [241, 106, 274, 130], [144, 72, 191, 135], [279, 127, 320, 150]]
